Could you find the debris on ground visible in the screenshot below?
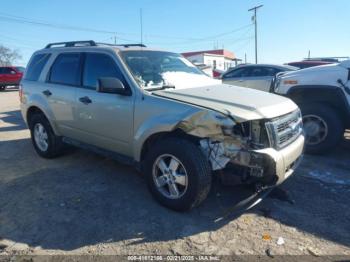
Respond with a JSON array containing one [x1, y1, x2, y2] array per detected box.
[[265, 247, 274, 258], [262, 234, 272, 241], [276, 237, 285, 246], [307, 246, 320, 257]]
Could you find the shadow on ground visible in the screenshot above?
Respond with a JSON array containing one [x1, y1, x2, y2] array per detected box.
[[0, 121, 349, 251], [0, 110, 27, 132]]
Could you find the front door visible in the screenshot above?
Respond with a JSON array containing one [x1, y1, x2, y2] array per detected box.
[[2, 67, 19, 85], [74, 52, 134, 156]]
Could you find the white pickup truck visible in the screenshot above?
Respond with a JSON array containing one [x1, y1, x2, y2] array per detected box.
[[272, 60, 350, 154]]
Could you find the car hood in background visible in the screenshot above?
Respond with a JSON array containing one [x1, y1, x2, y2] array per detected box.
[[153, 84, 298, 122]]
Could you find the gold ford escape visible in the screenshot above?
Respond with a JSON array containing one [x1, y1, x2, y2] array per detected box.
[[20, 41, 304, 211]]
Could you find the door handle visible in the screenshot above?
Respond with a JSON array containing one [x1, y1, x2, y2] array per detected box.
[[79, 96, 92, 105], [42, 89, 52, 97]]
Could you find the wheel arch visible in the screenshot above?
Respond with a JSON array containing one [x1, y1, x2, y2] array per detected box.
[[139, 129, 200, 163], [26, 105, 60, 135], [286, 85, 350, 128]]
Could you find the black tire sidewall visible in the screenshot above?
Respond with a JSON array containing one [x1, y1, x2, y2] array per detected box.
[[144, 138, 211, 211], [301, 104, 344, 154], [29, 114, 60, 158]]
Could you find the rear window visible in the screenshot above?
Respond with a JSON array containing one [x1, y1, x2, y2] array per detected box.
[[49, 53, 81, 86], [25, 53, 51, 81]]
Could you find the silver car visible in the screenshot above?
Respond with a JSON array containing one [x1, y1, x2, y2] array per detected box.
[[20, 41, 304, 211], [222, 64, 297, 92]]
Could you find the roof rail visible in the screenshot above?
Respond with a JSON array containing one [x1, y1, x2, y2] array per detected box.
[[96, 42, 146, 48], [45, 40, 97, 49]]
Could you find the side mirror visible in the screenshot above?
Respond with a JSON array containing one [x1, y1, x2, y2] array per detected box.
[[97, 77, 131, 96]]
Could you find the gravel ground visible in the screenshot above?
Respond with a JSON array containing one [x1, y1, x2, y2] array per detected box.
[[0, 89, 350, 257]]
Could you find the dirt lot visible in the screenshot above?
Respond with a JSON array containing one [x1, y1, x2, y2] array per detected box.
[[0, 88, 350, 257]]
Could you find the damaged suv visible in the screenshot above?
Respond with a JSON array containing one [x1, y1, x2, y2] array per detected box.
[[20, 41, 304, 211]]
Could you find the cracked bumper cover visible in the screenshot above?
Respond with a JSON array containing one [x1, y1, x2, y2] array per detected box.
[[254, 134, 304, 186]]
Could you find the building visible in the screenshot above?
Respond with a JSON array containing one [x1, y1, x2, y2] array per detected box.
[[181, 49, 241, 73]]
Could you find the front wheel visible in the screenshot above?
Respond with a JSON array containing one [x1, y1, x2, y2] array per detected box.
[[143, 138, 212, 211], [301, 104, 344, 154]]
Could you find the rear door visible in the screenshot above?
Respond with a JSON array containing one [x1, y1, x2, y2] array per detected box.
[[245, 67, 279, 92], [45, 52, 82, 137], [221, 67, 250, 87], [74, 52, 134, 156]]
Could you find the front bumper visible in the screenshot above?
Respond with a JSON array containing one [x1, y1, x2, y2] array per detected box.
[[254, 134, 304, 185]]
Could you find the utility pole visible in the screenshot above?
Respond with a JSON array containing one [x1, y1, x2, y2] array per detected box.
[[140, 8, 143, 45], [248, 5, 263, 64], [113, 35, 117, 45]]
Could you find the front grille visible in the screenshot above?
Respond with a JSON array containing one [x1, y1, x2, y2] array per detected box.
[[265, 110, 303, 150]]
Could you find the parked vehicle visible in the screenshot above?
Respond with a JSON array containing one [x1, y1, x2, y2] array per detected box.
[[221, 64, 297, 92], [0, 66, 25, 90], [272, 61, 350, 153], [286, 60, 333, 69], [20, 41, 304, 211]]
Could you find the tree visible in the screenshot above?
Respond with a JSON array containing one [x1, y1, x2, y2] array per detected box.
[[0, 44, 22, 66]]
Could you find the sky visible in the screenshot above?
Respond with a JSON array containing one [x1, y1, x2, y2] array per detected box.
[[0, 0, 349, 66]]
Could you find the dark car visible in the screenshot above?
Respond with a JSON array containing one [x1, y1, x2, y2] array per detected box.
[[286, 60, 333, 69], [0, 66, 25, 91]]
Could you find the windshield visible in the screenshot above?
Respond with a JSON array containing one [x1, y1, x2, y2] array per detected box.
[[120, 50, 209, 90]]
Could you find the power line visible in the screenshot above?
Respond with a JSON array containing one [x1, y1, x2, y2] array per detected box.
[[0, 12, 253, 44], [0, 12, 118, 35]]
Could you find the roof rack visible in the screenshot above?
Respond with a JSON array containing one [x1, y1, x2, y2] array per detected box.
[[45, 41, 146, 49], [96, 43, 146, 48], [45, 40, 97, 49]]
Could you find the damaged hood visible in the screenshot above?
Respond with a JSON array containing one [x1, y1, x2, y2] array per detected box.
[[154, 84, 298, 122]]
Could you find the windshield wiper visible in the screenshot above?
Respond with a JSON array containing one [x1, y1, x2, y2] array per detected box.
[[145, 84, 175, 92]]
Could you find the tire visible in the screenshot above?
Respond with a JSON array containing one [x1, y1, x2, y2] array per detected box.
[[28, 113, 65, 158], [0, 86, 5, 91], [300, 104, 344, 154], [143, 137, 212, 211]]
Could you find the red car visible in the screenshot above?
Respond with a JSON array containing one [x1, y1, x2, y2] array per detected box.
[[0, 66, 25, 91]]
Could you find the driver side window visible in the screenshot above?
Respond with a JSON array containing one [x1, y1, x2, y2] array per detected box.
[[83, 53, 127, 90]]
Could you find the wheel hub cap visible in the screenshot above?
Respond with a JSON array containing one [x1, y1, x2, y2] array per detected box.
[[33, 123, 49, 152], [303, 115, 328, 145], [152, 154, 188, 199]]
